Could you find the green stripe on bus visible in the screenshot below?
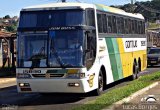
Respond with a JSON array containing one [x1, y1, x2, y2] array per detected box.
[[105, 38, 123, 81], [95, 4, 109, 12], [113, 38, 123, 79]]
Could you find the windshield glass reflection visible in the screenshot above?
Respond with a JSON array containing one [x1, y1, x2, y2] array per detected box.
[[48, 30, 84, 67]]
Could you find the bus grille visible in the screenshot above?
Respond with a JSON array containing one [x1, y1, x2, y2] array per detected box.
[[32, 74, 65, 78]]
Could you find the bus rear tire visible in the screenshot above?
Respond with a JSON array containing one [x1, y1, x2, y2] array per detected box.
[[93, 70, 104, 96], [132, 63, 139, 80]]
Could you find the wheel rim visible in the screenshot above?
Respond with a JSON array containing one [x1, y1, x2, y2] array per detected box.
[[133, 66, 138, 79], [133, 73, 137, 79], [99, 72, 103, 92]]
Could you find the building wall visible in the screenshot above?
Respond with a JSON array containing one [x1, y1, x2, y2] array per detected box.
[[147, 31, 160, 47], [0, 39, 2, 67]]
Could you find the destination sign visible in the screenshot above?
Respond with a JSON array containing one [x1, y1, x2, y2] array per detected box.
[[122, 38, 146, 52], [125, 40, 137, 48], [49, 26, 76, 31]]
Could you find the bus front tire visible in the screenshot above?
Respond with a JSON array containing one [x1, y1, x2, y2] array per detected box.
[[93, 70, 104, 96]]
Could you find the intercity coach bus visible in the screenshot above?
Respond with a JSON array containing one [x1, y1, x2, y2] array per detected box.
[[17, 3, 147, 95]]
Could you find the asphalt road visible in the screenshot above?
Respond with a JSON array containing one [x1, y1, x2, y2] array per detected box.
[[0, 67, 160, 110]]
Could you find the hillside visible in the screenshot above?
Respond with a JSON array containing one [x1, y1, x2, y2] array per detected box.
[[113, 0, 160, 22]]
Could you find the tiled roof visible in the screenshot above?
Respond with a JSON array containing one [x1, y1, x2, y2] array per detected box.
[[0, 31, 16, 38]]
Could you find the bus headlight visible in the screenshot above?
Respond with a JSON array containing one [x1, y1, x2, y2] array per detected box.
[[17, 73, 31, 79]]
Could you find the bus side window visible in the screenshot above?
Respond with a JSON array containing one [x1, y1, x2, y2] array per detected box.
[[132, 20, 135, 34], [140, 21, 144, 34], [86, 9, 95, 26], [142, 21, 145, 34], [125, 19, 129, 34], [97, 14, 103, 33], [107, 16, 112, 33], [102, 14, 107, 33], [139, 21, 142, 34], [120, 17, 124, 34], [137, 20, 139, 34], [112, 16, 117, 33], [134, 20, 138, 34], [128, 19, 132, 34], [117, 17, 121, 34]]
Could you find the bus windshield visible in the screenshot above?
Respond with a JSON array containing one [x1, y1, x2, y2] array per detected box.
[[17, 30, 84, 68], [148, 48, 160, 54], [17, 34, 48, 67], [48, 30, 83, 67], [19, 10, 85, 28]]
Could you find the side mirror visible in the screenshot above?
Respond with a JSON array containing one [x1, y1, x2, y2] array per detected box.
[[85, 49, 90, 53], [85, 31, 92, 38], [85, 31, 90, 35]]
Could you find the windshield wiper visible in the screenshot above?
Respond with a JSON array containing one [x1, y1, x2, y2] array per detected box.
[[63, 63, 74, 67]]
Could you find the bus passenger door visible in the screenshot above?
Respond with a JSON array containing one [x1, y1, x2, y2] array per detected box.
[[84, 30, 96, 70]]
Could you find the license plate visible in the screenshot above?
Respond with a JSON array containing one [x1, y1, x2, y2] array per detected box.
[[151, 61, 156, 63]]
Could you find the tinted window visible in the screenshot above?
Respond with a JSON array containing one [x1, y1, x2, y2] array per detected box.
[[128, 19, 132, 33], [131, 20, 135, 34], [149, 49, 160, 54], [86, 9, 95, 26], [117, 17, 121, 33], [96, 11, 145, 35], [120, 17, 124, 34], [142, 22, 145, 34], [134, 20, 138, 34], [107, 16, 112, 33], [19, 10, 85, 27], [97, 14, 103, 33], [102, 14, 107, 33], [125, 19, 129, 34], [112, 16, 117, 33]]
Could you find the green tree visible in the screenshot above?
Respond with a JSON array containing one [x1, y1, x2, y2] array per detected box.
[[115, 0, 160, 22], [6, 24, 17, 32], [3, 15, 10, 19]]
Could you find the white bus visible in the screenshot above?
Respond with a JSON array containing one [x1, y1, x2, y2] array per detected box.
[[17, 3, 147, 95]]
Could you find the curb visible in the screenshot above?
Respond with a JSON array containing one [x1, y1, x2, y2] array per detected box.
[[0, 78, 16, 84], [104, 82, 159, 110]]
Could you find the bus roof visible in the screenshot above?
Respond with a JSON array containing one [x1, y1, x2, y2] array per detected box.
[[22, 3, 95, 11], [95, 4, 144, 20], [22, 2, 144, 20]]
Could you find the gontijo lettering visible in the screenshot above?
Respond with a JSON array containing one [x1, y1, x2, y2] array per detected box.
[[125, 40, 137, 48]]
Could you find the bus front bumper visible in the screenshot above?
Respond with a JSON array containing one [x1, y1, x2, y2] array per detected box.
[[17, 78, 92, 93]]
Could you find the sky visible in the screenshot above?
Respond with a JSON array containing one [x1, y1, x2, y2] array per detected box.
[[0, 0, 151, 17]]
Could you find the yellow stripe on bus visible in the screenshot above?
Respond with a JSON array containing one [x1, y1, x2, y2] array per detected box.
[[117, 38, 146, 78], [117, 38, 131, 78]]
